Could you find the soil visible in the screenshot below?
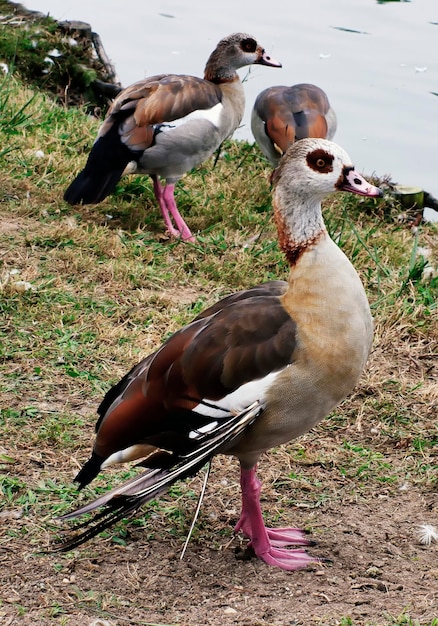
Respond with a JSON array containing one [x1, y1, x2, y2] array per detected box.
[[1, 448, 437, 626]]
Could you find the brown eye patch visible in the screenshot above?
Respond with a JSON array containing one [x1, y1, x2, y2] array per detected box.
[[306, 149, 334, 173], [241, 38, 257, 53]]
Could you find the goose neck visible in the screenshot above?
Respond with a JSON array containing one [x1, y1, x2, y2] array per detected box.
[[273, 191, 326, 266]]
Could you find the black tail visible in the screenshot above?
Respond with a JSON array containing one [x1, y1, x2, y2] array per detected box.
[[54, 402, 263, 551], [74, 451, 105, 490], [64, 119, 140, 205], [63, 163, 125, 205]]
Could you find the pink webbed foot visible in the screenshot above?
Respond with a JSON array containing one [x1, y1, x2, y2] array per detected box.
[[235, 516, 313, 548], [235, 466, 321, 571], [235, 515, 319, 570], [252, 545, 318, 571]]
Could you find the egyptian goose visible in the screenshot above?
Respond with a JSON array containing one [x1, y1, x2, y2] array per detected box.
[[63, 33, 281, 242], [251, 83, 337, 166], [59, 138, 382, 570]]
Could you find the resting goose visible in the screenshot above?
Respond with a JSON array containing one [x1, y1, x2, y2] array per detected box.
[[59, 138, 382, 570], [251, 83, 337, 166], [63, 33, 281, 242]]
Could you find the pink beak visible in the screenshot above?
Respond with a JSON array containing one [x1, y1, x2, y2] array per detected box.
[[256, 50, 282, 68], [338, 167, 383, 198]]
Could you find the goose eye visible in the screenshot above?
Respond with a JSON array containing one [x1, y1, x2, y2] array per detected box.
[[306, 149, 334, 173], [241, 38, 257, 53]]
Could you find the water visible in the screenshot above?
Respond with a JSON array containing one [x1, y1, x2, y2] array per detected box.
[[22, 0, 438, 200]]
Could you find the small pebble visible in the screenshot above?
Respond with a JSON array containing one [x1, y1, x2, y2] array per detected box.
[[224, 607, 238, 615]]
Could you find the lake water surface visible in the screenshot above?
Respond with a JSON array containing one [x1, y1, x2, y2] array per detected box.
[[23, 0, 438, 199]]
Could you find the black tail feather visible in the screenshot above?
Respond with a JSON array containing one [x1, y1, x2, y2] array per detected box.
[[64, 117, 141, 205], [74, 452, 105, 489], [55, 465, 193, 552], [63, 165, 126, 205], [55, 495, 147, 552], [55, 402, 263, 552]]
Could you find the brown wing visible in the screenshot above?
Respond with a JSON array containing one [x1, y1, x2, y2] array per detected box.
[[193, 280, 288, 320], [92, 284, 296, 460], [97, 74, 223, 152]]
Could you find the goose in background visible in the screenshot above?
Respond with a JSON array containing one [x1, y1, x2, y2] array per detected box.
[[251, 83, 337, 166], [59, 138, 382, 570], [64, 33, 281, 242]]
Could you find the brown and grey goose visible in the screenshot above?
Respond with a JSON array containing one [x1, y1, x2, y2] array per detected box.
[[59, 138, 382, 570], [63, 33, 281, 242], [251, 83, 337, 166]]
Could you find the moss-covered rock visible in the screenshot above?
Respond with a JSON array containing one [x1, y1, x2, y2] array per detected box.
[[0, 1, 121, 113]]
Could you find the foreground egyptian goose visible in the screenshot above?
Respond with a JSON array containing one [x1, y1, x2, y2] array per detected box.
[[63, 33, 281, 242], [59, 138, 382, 570], [251, 83, 337, 166]]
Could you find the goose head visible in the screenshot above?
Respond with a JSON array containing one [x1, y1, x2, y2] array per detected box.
[[274, 138, 382, 200], [204, 33, 282, 82], [272, 138, 382, 259]]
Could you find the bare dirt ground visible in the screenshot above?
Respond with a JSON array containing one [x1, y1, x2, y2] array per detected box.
[[1, 421, 437, 626]]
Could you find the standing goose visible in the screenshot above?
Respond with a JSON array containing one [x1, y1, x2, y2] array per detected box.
[[251, 83, 337, 166], [63, 33, 281, 242], [59, 138, 382, 570]]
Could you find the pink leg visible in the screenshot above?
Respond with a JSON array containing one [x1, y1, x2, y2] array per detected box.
[[234, 466, 319, 570], [152, 177, 195, 242], [152, 176, 180, 238], [162, 184, 195, 242]]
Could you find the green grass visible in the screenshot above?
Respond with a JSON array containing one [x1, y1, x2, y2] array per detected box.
[[1, 73, 436, 513], [336, 617, 438, 626], [0, 73, 437, 626]]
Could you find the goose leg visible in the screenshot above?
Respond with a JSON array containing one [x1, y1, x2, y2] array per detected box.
[[152, 176, 181, 238], [152, 176, 195, 241], [162, 184, 195, 242], [234, 466, 318, 570]]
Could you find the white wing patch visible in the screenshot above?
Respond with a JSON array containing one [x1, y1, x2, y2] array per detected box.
[[188, 421, 219, 439], [158, 102, 223, 131], [193, 370, 283, 418]]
